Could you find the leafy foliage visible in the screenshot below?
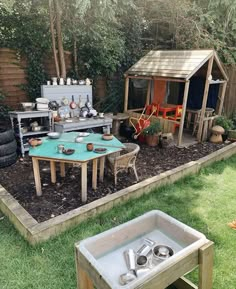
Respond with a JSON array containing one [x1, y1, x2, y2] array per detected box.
[[215, 116, 234, 133], [143, 120, 162, 135]]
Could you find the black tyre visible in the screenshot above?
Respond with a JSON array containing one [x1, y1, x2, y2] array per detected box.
[[0, 152, 17, 168], [0, 139, 17, 157], [0, 128, 15, 145]]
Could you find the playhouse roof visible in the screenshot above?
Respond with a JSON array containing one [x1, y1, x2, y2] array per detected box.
[[125, 50, 227, 80]]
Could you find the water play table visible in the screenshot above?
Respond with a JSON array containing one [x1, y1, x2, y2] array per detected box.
[[75, 210, 213, 289], [29, 132, 125, 202]]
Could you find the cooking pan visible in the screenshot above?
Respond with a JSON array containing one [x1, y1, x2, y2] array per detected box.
[[70, 95, 77, 109], [85, 95, 92, 109]]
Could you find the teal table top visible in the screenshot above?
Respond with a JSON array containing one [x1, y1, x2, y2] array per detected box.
[[29, 132, 125, 162]]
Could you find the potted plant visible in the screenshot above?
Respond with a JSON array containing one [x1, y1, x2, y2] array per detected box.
[[227, 112, 236, 140], [214, 116, 233, 141], [143, 120, 162, 147]]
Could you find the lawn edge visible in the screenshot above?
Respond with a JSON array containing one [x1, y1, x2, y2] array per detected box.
[[1, 142, 236, 244]]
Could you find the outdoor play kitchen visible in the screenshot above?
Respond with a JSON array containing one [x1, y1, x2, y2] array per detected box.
[[0, 49, 233, 212]]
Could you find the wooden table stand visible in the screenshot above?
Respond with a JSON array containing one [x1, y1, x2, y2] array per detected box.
[[75, 240, 213, 289]]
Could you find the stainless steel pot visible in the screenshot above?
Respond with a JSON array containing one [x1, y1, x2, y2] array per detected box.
[[32, 125, 44, 132]]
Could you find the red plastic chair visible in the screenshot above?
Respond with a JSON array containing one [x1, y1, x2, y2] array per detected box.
[[146, 103, 159, 117], [168, 105, 183, 133]]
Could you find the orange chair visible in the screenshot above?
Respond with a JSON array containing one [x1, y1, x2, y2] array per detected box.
[[146, 103, 159, 117], [168, 105, 183, 133]]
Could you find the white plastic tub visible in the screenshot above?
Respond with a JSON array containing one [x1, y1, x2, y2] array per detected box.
[[77, 210, 206, 289]]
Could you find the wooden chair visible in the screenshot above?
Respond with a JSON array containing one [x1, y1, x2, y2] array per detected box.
[[107, 143, 140, 185], [168, 105, 183, 133]]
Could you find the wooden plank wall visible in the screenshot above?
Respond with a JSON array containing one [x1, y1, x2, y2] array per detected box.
[[224, 65, 236, 117], [0, 48, 28, 109], [0, 48, 72, 109]]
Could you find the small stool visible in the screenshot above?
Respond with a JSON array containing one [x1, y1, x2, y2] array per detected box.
[[111, 113, 129, 136]]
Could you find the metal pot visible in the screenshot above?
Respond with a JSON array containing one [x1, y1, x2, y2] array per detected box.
[[32, 125, 44, 132], [21, 127, 29, 134]]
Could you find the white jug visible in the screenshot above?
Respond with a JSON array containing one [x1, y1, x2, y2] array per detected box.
[[85, 78, 91, 85], [51, 77, 58, 85], [66, 77, 71, 85], [59, 78, 64, 85]]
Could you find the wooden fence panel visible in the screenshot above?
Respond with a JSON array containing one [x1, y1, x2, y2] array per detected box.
[[0, 48, 72, 109], [0, 48, 28, 109], [224, 65, 236, 117]]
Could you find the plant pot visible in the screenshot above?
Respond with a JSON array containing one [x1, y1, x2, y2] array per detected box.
[[86, 143, 94, 151], [145, 135, 159, 147]]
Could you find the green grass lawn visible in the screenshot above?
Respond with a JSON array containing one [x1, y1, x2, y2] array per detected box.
[[1, 155, 236, 289]]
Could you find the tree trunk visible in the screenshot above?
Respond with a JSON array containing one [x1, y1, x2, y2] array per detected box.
[[54, 0, 66, 79], [73, 37, 79, 78], [49, 0, 60, 78]]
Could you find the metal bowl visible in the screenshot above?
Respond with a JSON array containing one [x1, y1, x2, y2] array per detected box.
[[47, 132, 61, 139], [21, 102, 35, 111]]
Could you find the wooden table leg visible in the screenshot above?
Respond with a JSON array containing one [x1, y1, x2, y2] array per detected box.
[[199, 241, 214, 289], [32, 157, 42, 196], [81, 162, 87, 203], [92, 159, 98, 190], [99, 156, 105, 182], [50, 161, 56, 183], [60, 162, 65, 177]]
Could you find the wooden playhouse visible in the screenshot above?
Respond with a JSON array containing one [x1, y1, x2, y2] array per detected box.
[[124, 50, 228, 146]]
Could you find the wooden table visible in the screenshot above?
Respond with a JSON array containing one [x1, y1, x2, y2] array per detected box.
[[29, 132, 125, 202], [159, 104, 177, 118]]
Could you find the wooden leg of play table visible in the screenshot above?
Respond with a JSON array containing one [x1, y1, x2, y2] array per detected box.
[[77, 266, 94, 289], [75, 248, 94, 289], [99, 157, 105, 182], [174, 277, 198, 289], [60, 162, 65, 177], [32, 157, 42, 196], [92, 159, 98, 190], [81, 162, 87, 203], [50, 161, 56, 183], [198, 241, 214, 289]]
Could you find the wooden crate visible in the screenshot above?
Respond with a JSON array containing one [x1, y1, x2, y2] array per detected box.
[[127, 111, 176, 134]]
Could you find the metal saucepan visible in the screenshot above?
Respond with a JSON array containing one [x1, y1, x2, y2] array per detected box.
[[32, 125, 44, 132], [70, 95, 77, 109]]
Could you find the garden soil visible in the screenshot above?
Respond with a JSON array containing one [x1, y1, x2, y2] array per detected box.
[[0, 142, 226, 222]]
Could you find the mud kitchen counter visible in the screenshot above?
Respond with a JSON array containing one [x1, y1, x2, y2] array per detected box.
[[54, 117, 112, 133], [75, 210, 213, 289]]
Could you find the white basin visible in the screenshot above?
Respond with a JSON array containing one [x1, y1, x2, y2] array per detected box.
[[78, 210, 206, 289]]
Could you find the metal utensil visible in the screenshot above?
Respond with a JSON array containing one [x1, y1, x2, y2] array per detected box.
[[85, 94, 92, 109], [123, 249, 137, 275], [119, 271, 136, 285]]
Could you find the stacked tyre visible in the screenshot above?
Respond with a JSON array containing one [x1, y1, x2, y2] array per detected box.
[[0, 128, 17, 168]]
